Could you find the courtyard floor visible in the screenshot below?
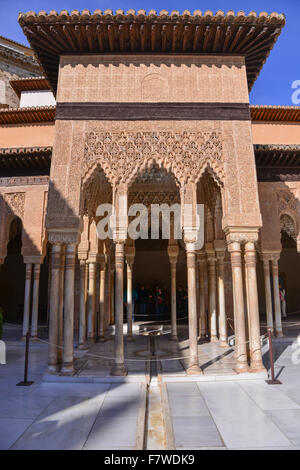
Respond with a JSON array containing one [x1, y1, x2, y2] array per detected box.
[[1, 320, 300, 450]]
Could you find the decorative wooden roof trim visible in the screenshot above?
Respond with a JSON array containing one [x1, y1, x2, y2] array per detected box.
[[0, 146, 52, 156], [251, 105, 300, 122], [0, 146, 52, 175], [10, 77, 51, 98], [18, 9, 285, 94], [0, 106, 56, 124]]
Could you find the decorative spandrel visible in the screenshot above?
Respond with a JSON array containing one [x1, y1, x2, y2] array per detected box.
[[84, 130, 224, 186]]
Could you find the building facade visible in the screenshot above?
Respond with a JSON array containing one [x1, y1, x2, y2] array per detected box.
[[0, 9, 299, 377]]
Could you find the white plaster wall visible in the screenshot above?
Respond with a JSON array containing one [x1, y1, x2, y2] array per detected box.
[[20, 90, 56, 108]]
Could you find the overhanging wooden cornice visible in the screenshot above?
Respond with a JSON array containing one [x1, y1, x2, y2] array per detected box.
[[255, 144, 300, 167], [0, 146, 52, 176], [18, 9, 285, 95], [251, 105, 300, 122], [10, 77, 51, 98], [0, 106, 56, 124]]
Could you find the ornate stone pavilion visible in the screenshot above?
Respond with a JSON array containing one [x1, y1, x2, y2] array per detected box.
[[0, 9, 300, 376]]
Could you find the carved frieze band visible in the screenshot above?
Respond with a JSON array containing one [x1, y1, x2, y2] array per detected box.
[[84, 130, 223, 185], [56, 102, 250, 121]]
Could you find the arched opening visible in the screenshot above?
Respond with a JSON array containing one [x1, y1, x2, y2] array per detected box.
[[0, 217, 25, 322], [128, 163, 186, 322], [279, 214, 300, 315]]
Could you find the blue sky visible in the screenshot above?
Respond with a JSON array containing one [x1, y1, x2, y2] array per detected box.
[[0, 0, 299, 105]]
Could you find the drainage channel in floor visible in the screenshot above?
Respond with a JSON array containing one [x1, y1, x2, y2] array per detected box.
[[144, 330, 167, 450]]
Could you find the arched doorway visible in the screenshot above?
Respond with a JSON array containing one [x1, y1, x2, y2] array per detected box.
[[279, 214, 300, 316], [0, 217, 25, 322]]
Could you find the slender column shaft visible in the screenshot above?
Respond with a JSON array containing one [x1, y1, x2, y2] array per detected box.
[[30, 264, 41, 338], [198, 258, 207, 339], [61, 244, 76, 374], [186, 250, 202, 374], [57, 247, 65, 363], [111, 242, 127, 376], [99, 264, 106, 340], [126, 262, 133, 338], [228, 242, 249, 372], [48, 244, 62, 372], [170, 262, 177, 340], [207, 255, 218, 342], [22, 263, 32, 337], [263, 258, 274, 332], [87, 262, 96, 341], [110, 269, 115, 325], [272, 258, 283, 337], [78, 260, 87, 349], [245, 243, 265, 371], [216, 253, 227, 346]]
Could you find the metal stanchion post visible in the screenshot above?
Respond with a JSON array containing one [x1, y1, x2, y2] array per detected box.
[[17, 331, 34, 386], [266, 327, 282, 385]]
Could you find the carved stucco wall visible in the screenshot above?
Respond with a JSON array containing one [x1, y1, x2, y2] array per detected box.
[[46, 118, 261, 236], [57, 55, 249, 104], [47, 54, 260, 238], [258, 182, 300, 252], [0, 183, 48, 261]]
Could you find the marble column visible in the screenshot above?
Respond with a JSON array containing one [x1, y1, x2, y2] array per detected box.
[[206, 248, 218, 342], [216, 250, 227, 347], [78, 260, 87, 349], [262, 255, 274, 334], [111, 242, 127, 376], [30, 263, 41, 339], [48, 244, 62, 372], [61, 244, 76, 375], [228, 242, 249, 373], [126, 261, 134, 340], [245, 242, 265, 372], [98, 259, 106, 342], [110, 267, 115, 325], [198, 253, 207, 340], [272, 256, 283, 337], [57, 247, 65, 363], [22, 263, 32, 338], [87, 261, 96, 341], [168, 244, 179, 341], [186, 249, 202, 375]]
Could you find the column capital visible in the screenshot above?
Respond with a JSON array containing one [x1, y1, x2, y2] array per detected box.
[[23, 255, 44, 265], [48, 229, 80, 245], [225, 227, 259, 245], [168, 244, 179, 264], [125, 245, 136, 267]]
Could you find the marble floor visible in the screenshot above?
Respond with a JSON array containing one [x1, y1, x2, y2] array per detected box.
[[1, 322, 300, 449]]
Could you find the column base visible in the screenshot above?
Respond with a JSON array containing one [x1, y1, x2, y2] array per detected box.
[[126, 335, 135, 342], [210, 335, 219, 343], [249, 364, 267, 373], [234, 364, 250, 374], [78, 343, 88, 350], [47, 364, 58, 374], [30, 336, 40, 342], [97, 336, 107, 343], [110, 364, 128, 376], [186, 364, 203, 375], [276, 330, 284, 338], [87, 336, 96, 344], [60, 364, 75, 376], [199, 334, 207, 341], [219, 339, 228, 348], [170, 335, 178, 342]]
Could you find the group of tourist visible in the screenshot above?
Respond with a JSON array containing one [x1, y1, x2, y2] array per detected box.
[[123, 284, 189, 318]]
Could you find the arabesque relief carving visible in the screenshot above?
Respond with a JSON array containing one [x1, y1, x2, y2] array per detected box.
[[84, 131, 224, 187], [4, 192, 25, 219], [277, 190, 298, 213]]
